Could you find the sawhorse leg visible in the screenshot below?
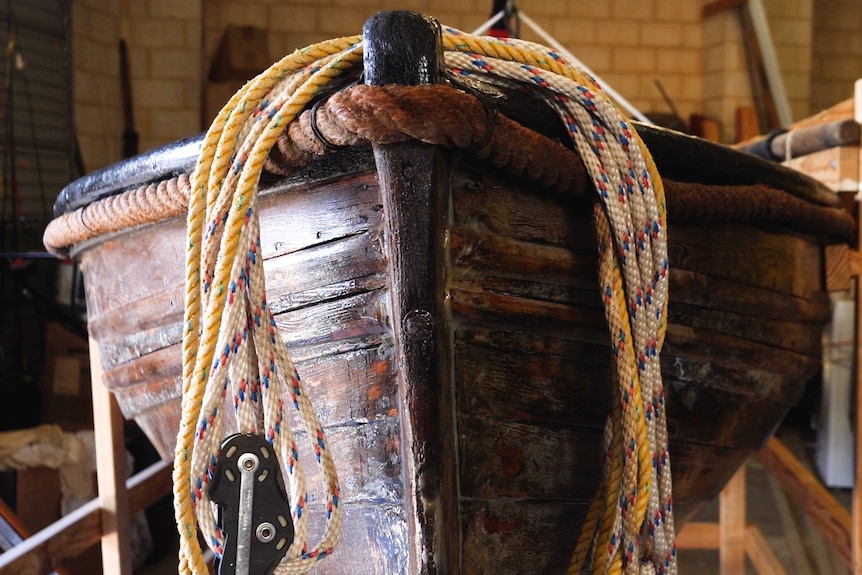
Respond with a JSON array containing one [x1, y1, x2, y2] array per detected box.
[[678, 463, 788, 574], [89, 338, 133, 575]]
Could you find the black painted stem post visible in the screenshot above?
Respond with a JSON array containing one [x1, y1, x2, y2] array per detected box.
[[363, 11, 454, 575]]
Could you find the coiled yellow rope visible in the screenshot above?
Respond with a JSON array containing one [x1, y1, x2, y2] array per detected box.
[[175, 25, 674, 575]]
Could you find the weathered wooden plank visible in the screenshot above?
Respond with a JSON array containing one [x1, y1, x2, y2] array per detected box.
[[264, 230, 387, 315], [307, 502, 409, 575], [670, 268, 831, 326], [454, 331, 799, 451], [292, 419, 404, 504], [663, 324, 821, 384], [458, 413, 747, 506], [91, 338, 133, 575], [256, 170, 382, 260], [677, 522, 720, 549], [663, 376, 796, 449], [273, 289, 389, 348], [667, 224, 823, 297], [454, 335, 611, 429], [453, 166, 824, 297], [460, 500, 587, 575], [719, 466, 746, 575], [668, 302, 822, 355], [825, 244, 861, 292], [448, 286, 608, 344], [458, 415, 604, 501], [449, 228, 599, 292], [784, 146, 860, 193], [452, 168, 588, 249], [745, 525, 790, 575]]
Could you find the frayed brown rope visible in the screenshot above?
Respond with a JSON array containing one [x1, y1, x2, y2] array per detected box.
[[45, 84, 855, 254], [264, 84, 584, 194], [44, 174, 192, 256], [664, 180, 856, 242]]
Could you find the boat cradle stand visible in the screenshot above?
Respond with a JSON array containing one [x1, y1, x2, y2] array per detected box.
[[0, 250, 857, 574], [676, 77, 862, 575]]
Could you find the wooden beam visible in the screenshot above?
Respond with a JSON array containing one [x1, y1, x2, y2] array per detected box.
[[720, 466, 747, 575], [758, 437, 852, 568], [854, 170, 862, 575], [677, 522, 720, 549], [0, 498, 72, 575], [745, 525, 789, 575], [735, 106, 760, 143], [0, 460, 170, 575], [825, 244, 862, 292], [90, 338, 133, 575]]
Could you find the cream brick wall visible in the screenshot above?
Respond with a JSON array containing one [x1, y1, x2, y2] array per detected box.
[[203, 0, 705, 129], [72, 0, 122, 172], [74, 0, 838, 168], [73, 0, 202, 171], [811, 0, 862, 114], [121, 0, 202, 156], [702, 0, 813, 141]]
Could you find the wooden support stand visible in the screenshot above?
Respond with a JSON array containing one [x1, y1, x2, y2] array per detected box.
[[679, 78, 862, 575], [677, 462, 789, 575], [0, 338, 172, 574]]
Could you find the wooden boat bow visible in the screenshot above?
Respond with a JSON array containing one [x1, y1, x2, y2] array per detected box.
[[43, 10, 857, 575]]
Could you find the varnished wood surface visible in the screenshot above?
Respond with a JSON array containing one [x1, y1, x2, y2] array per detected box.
[[75, 150, 833, 573]]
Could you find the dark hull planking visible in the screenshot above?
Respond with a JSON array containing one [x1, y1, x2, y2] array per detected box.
[[76, 144, 828, 573]]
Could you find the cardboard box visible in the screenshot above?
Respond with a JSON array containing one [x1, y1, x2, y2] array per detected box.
[[203, 25, 271, 127], [42, 322, 92, 431], [209, 25, 270, 82], [16, 465, 102, 573]]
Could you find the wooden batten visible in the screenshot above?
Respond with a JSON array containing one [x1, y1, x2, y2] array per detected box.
[[784, 146, 860, 193], [0, 460, 170, 575]]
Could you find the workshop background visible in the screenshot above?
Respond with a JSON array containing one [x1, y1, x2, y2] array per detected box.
[[0, 0, 861, 573]]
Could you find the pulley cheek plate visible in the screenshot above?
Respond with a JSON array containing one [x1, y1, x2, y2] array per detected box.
[[209, 433, 295, 575]]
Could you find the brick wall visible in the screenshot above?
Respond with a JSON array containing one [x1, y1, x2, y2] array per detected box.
[[202, 0, 704, 129], [72, 0, 123, 172], [72, 0, 202, 171], [121, 0, 203, 155], [74, 0, 847, 167], [703, 0, 813, 141], [811, 0, 862, 114]]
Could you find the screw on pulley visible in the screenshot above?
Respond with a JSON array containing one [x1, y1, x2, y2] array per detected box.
[[209, 433, 294, 575]]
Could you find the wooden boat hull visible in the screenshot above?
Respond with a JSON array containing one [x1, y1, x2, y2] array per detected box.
[[73, 145, 833, 573], [48, 11, 853, 573]]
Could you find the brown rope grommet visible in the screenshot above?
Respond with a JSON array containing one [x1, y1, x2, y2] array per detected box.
[[309, 98, 340, 151], [445, 73, 498, 150]]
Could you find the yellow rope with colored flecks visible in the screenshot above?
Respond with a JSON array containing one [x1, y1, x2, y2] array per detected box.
[[175, 25, 674, 575]]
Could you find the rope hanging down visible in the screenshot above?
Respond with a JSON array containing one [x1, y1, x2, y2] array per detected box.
[[174, 25, 675, 575]]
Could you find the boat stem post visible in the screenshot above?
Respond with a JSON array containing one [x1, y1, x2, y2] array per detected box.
[[363, 11, 456, 575]]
